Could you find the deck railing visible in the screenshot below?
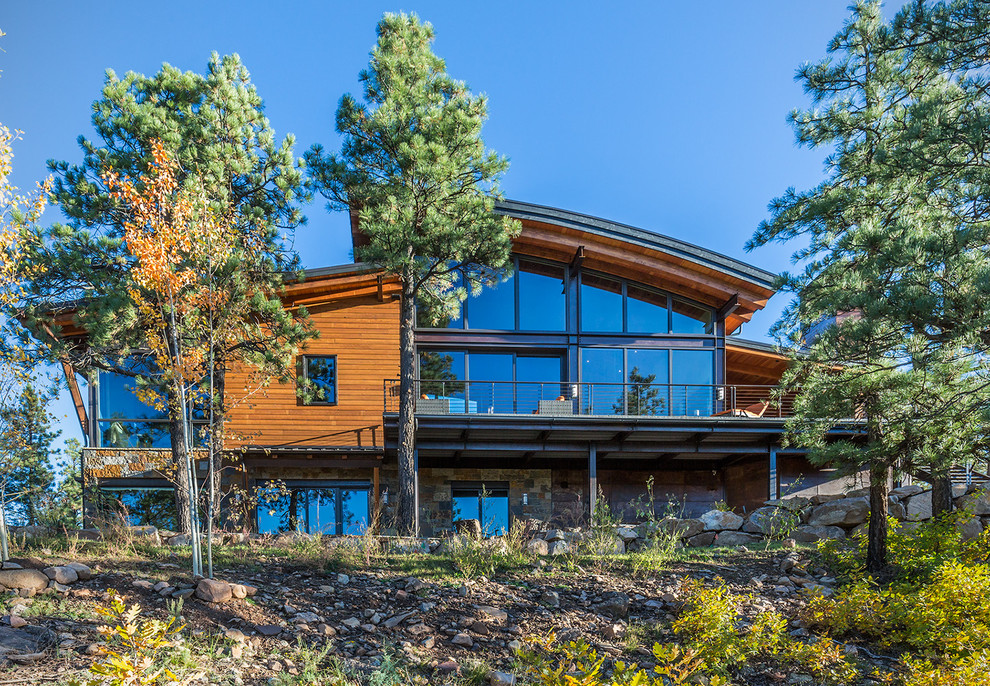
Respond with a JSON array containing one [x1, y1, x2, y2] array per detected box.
[[383, 379, 794, 418]]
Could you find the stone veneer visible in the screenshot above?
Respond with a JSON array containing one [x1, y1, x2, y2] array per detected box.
[[82, 448, 185, 479]]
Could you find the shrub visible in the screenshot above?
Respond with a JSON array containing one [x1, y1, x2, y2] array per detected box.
[[72, 590, 182, 686]]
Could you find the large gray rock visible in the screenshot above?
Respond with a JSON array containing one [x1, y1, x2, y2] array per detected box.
[[128, 525, 161, 545], [714, 531, 762, 546], [66, 563, 92, 581], [958, 488, 990, 516], [699, 510, 743, 532], [0, 569, 49, 592], [888, 499, 907, 521], [889, 484, 924, 499], [743, 507, 796, 535], [766, 496, 811, 512], [653, 518, 704, 540], [593, 592, 630, 619], [905, 491, 932, 521], [43, 566, 78, 585], [547, 540, 569, 556], [526, 539, 549, 556], [792, 525, 846, 543], [615, 526, 639, 543], [807, 498, 869, 527], [686, 532, 717, 547], [957, 517, 984, 541]]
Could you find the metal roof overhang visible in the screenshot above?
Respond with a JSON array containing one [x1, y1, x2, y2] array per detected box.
[[382, 414, 863, 467]]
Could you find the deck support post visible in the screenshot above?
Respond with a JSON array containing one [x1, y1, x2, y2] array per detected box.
[[373, 465, 381, 524], [769, 444, 779, 500], [589, 443, 598, 523]]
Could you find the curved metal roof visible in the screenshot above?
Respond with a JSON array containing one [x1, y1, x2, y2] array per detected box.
[[495, 199, 777, 291]]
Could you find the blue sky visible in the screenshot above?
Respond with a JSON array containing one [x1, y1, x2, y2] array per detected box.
[[1, 1, 869, 446]]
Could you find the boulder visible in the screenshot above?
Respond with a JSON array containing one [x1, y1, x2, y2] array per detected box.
[[615, 526, 639, 543], [128, 525, 161, 545], [957, 488, 990, 516], [547, 540, 569, 556], [42, 566, 78, 585], [957, 517, 984, 541], [168, 534, 191, 547], [792, 525, 846, 543], [66, 563, 92, 581], [766, 496, 811, 512], [714, 531, 762, 546], [0, 569, 50, 592], [451, 632, 473, 647], [526, 539, 549, 556], [743, 507, 795, 535], [889, 484, 924, 499], [454, 519, 483, 539], [810, 494, 844, 505], [544, 529, 565, 542], [699, 510, 743, 532], [904, 491, 933, 521], [489, 671, 517, 686], [10, 526, 49, 538], [657, 517, 705, 539], [888, 499, 907, 521], [194, 578, 232, 603], [807, 498, 869, 527], [686, 532, 717, 547], [230, 584, 248, 599]]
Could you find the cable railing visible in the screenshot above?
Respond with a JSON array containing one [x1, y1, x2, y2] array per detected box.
[[383, 379, 794, 418]]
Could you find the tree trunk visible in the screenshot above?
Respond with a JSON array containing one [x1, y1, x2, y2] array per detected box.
[[169, 414, 193, 535], [396, 275, 418, 536], [866, 459, 890, 575], [208, 364, 226, 527], [931, 471, 954, 518]]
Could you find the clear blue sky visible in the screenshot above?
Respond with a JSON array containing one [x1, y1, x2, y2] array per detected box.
[[1, 1, 872, 446]]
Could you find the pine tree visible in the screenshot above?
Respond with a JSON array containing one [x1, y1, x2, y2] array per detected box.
[[0, 384, 60, 526], [307, 13, 520, 535], [9, 54, 315, 535], [748, 0, 990, 572]]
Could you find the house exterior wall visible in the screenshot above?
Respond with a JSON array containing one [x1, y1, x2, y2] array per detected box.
[[224, 294, 400, 449]]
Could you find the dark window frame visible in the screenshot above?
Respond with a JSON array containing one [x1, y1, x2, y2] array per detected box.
[[300, 354, 338, 406]]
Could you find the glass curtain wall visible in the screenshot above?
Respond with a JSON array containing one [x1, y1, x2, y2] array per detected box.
[[256, 482, 370, 535]]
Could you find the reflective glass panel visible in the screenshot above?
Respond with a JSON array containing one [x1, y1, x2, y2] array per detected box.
[[581, 348, 624, 414], [98, 369, 167, 420], [451, 485, 509, 536], [305, 356, 336, 404], [98, 420, 171, 449], [307, 489, 337, 534], [417, 271, 463, 328], [99, 489, 177, 531], [468, 273, 515, 330], [419, 351, 465, 400], [626, 349, 670, 416], [452, 492, 480, 523], [671, 350, 715, 416], [627, 285, 669, 334], [518, 260, 566, 331], [672, 299, 714, 334], [341, 489, 370, 535], [516, 356, 564, 414], [481, 493, 509, 536], [256, 483, 303, 534], [580, 274, 623, 332], [467, 353, 513, 413]]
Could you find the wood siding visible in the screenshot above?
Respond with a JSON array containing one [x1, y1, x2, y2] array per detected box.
[[224, 293, 400, 449]]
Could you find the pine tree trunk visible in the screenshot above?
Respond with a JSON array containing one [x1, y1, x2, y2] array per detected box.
[[866, 459, 890, 574], [931, 471, 953, 518], [396, 274, 418, 536], [169, 415, 193, 535]]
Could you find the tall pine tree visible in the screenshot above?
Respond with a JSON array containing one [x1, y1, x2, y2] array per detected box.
[[307, 13, 520, 535], [749, 0, 990, 572], [11, 54, 315, 535], [0, 384, 60, 526]]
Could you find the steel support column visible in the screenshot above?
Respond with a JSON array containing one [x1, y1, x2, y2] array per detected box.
[[589, 442, 598, 521], [769, 444, 779, 500]]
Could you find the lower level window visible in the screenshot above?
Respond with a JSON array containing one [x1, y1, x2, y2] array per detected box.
[[96, 487, 177, 531], [452, 482, 509, 536], [256, 481, 369, 535]]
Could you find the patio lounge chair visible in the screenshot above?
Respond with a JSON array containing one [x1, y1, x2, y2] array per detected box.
[[713, 400, 769, 418]]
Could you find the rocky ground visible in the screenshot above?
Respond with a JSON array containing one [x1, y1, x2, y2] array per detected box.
[[0, 540, 902, 686]]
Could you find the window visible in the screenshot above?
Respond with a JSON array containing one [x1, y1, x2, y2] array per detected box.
[[671, 349, 715, 415], [580, 273, 623, 332], [452, 482, 509, 536], [302, 355, 337, 405], [419, 351, 564, 413], [96, 487, 177, 531], [467, 272, 515, 330], [96, 360, 207, 449], [581, 348, 625, 414], [672, 299, 714, 335], [627, 284, 669, 334], [518, 260, 566, 331], [256, 481, 370, 535]]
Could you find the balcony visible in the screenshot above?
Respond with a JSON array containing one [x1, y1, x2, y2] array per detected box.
[[384, 379, 794, 419]]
